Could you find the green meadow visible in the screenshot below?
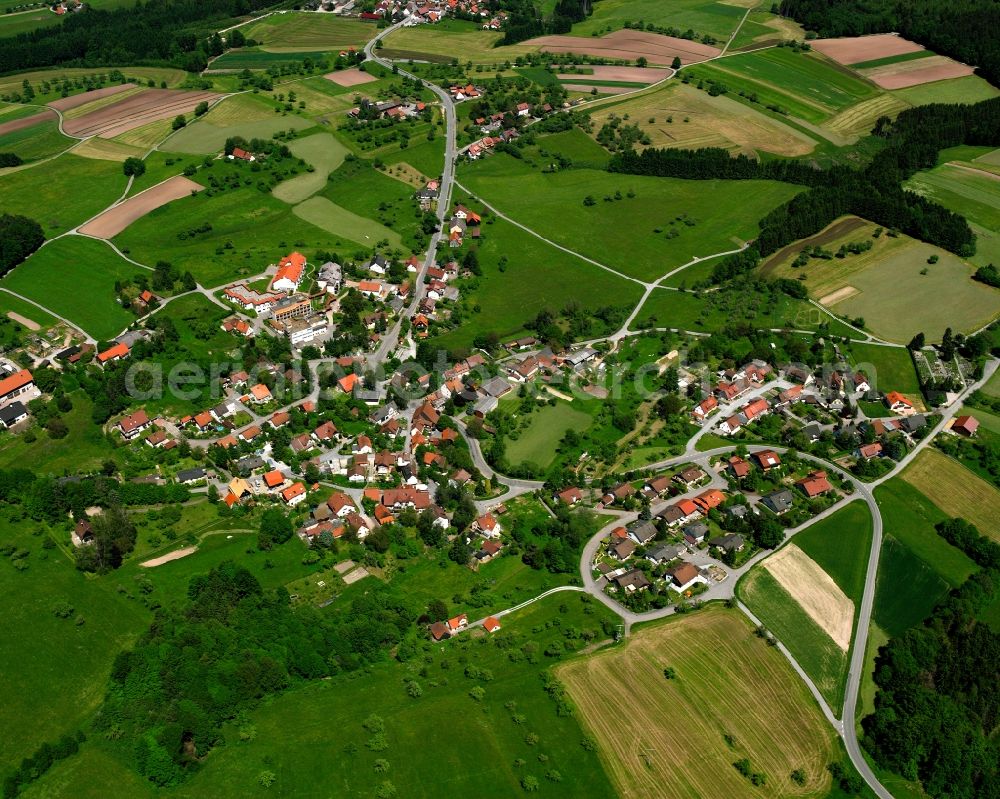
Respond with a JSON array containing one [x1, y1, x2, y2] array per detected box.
[[2, 235, 143, 339]]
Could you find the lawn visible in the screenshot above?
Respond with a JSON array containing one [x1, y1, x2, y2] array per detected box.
[[161, 112, 315, 156], [504, 401, 594, 469], [760, 215, 1000, 342], [2, 235, 143, 339], [0, 510, 150, 767], [426, 195, 643, 352], [531, 128, 611, 167], [459, 157, 803, 281], [0, 152, 126, 236], [588, 81, 818, 157], [900, 447, 1000, 543], [559, 606, 841, 798], [379, 136, 446, 177], [738, 566, 849, 713], [30, 592, 620, 799], [874, 477, 978, 587], [271, 132, 349, 204], [793, 501, 873, 605], [241, 12, 376, 52], [572, 0, 747, 40], [845, 342, 921, 396]]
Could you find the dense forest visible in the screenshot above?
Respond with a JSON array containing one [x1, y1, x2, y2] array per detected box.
[[778, 0, 1000, 87], [610, 97, 1000, 280], [862, 518, 999, 798], [498, 0, 589, 45], [0, 214, 44, 278], [98, 561, 416, 785], [0, 0, 271, 75]]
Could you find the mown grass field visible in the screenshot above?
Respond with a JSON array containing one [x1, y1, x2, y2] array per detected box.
[[293, 195, 403, 250], [162, 108, 314, 156], [381, 18, 536, 64], [891, 74, 1000, 106], [844, 342, 921, 396], [634, 284, 860, 338], [0, 289, 58, 329], [2, 236, 142, 339], [113, 182, 348, 287], [904, 160, 1000, 267], [0, 511, 150, 768], [559, 606, 841, 799], [27, 593, 619, 799], [730, 8, 805, 49], [761, 215, 1000, 342], [427, 193, 644, 352], [792, 501, 873, 606], [459, 155, 802, 281], [686, 47, 879, 130], [739, 566, 849, 713], [504, 401, 594, 469], [241, 12, 375, 52], [572, 0, 747, 39], [0, 152, 126, 236], [872, 535, 950, 638], [588, 81, 818, 157], [271, 132, 349, 204], [901, 448, 1000, 542], [875, 477, 978, 586], [0, 118, 74, 163]]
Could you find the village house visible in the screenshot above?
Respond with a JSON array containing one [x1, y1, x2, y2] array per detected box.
[[753, 450, 781, 472], [96, 342, 129, 365], [885, 391, 914, 414], [673, 466, 706, 489], [613, 569, 650, 593], [557, 486, 583, 506], [626, 519, 658, 545], [761, 488, 794, 515], [797, 470, 833, 498], [666, 562, 708, 593], [856, 442, 884, 461], [474, 513, 502, 538], [117, 409, 151, 441], [0, 401, 29, 428], [271, 252, 306, 293], [727, 455, 751, 479]]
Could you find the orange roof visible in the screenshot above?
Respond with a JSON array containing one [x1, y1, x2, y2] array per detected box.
[[194, 411, 213, 428], [282, 482, 306, 502], [695, 489, 726, 510], [263, 470, 285, 488], [223, 492, 239, 508], [250, 383, 272, 401], [0, 369, 33, 398], [483, 616, 501, 633], [96, 342, 129, 363], [677, 499, 698, 516], [272, 252, 306, 287], [886, 391, 912, 407], [447, 613, 467, 631], [363, 487, 382, 502], [338, 373, 359, 392], [611, 526, 628, 539], [217, 434, 238, 449]]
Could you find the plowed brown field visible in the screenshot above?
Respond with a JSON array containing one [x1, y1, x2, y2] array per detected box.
[[62, 89, 221, 138]]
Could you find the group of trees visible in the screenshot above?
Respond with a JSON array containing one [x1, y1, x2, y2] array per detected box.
[[0, 0, 271, 75], [0, 213, 44, 278], [99, 561, 416, 786], [779, 0, 1000, 87], [862, 518, 999, 798]]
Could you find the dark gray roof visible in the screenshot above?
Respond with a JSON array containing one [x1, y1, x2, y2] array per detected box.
[[762, 489, 794, 513], [0, 401, 27, 426], [627, 519, 658, 543], [176, 468, 206, 483]]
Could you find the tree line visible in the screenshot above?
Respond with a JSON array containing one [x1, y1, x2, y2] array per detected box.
[[610, 98, 1000, 282], [0, 0, 272, 75], [862, 517, 999, 798], [778, 0, 1000, 88], [0, 214, 44, 278]]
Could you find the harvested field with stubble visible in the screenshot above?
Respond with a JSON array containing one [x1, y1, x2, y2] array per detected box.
[[589, 82, 817, 156], [558, 607, 838, 799], [763, 544, 854, 650], [527, 29, 720, 65], [324, 67, 378, 87], [557, 65, 668, 83], [71, 137, 145, 161], [811, 34, 925, 66], [79, 175, 202, 238], [46, 82, 136, 111], [824, 93, 910, 138], [902, 448, 1000, 542], [62, 89, 221, 138], [0, 109, 55, 137]]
